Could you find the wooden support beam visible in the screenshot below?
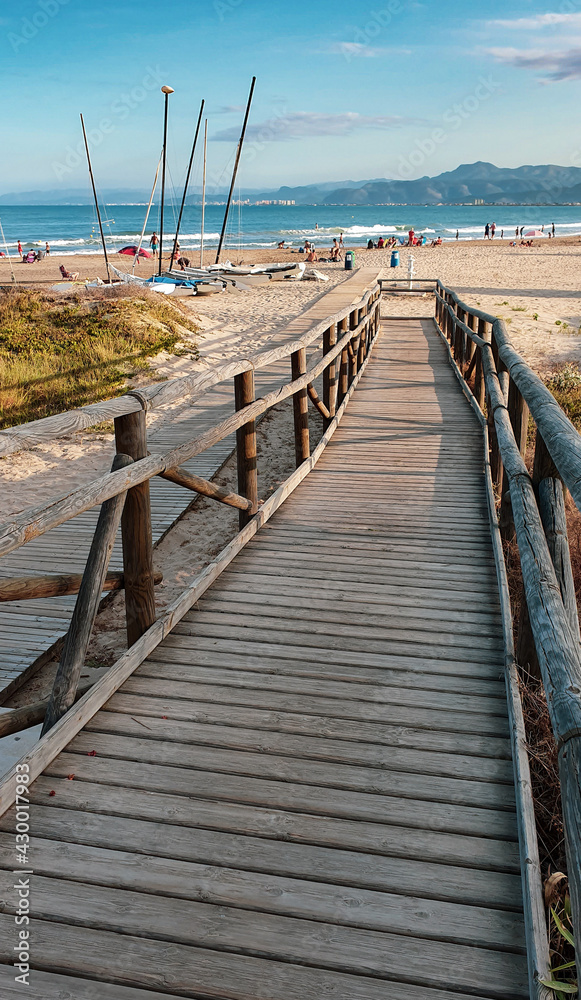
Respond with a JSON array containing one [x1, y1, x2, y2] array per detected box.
[[159, 466, 253, 511], [114, 410, 157, 647], [0, 571, 127, 603], [306, 384, 330, 420], [322, 324, 338, 429], [234, 369, 259, 529], [41, 453, 133, 736], [0, 682, 93, 739], [291, 348, 310, 468]]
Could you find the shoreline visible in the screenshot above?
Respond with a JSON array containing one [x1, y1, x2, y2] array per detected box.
[[2, 231, 581, 286]]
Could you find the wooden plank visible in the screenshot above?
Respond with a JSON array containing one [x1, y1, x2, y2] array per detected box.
[[0, 835, 524, 950], [67, 730, 515, 808], [0, 918, 525, 1000], [117, 677, 510, 736], [103, 693, 512, 758], [135, 662, 508, 716], [0, 803, 523, 909], [44, 753, 517, 838], [1, 875, 529, 994]]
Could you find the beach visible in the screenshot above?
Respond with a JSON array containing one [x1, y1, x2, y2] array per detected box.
[[2, 232, 581, 375]]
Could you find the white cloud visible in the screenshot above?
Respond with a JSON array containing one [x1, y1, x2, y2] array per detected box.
[[325, 42, 412, 58], [487, 45, 581, 81], [213, 111, 423, 142], [488, 12, 581, 30]]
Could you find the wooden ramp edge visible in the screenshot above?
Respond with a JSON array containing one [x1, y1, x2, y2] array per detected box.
[[0, 315, 532, 999]]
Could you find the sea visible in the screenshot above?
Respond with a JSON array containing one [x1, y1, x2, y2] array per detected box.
[[1, 204, 581, 256]]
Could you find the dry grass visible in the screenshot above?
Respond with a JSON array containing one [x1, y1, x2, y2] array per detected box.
[[0, 287, 199, 428]]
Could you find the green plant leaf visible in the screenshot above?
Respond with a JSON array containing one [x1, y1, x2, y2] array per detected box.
[[552, 906, 575, 947], [552, 961, 576, 973], [538, 979, 577, 993]]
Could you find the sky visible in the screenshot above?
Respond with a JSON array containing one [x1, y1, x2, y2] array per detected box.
[[1, 0, 580, 195]]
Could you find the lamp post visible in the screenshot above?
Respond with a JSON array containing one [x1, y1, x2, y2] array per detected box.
[[158, 85, 174, 276]]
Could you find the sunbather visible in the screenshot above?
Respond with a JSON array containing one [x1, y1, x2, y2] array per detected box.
[[59, 264, 79, 280]]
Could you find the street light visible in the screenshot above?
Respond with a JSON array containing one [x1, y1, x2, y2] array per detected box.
[[159, 85, 175, 276]]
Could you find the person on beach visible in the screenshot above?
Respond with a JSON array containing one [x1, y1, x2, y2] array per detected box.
[[149, 232, 158, 256], [339, 233, 344, 247], [17, 240, 22, 256], [45, 242, 50, 256], [408, 228, 414, 246], [177, 256, 190, 270], [456, 230, 459, 240], [491, 223, 496, 238], [277, 240, 286, 249], [377, 237, 385, 249], [520, 227, 524, 237], [515, 227, 519, 238], [484, 223, 490, 239], [552, 223, 556, 237], [367, 239, 375, 249], [500, 230, 504, 239], [306, 248, 318, 262]]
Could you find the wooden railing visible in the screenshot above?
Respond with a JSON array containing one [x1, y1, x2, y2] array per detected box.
[[435, 281, 581, 977], [0, 282, 381, 788]]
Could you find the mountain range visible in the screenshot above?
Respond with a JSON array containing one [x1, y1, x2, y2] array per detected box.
[[2, 163, 581, 206]]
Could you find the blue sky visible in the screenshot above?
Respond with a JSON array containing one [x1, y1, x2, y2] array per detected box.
[[1, 0, 580, 194]]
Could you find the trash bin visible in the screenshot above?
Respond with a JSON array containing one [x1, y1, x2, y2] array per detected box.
[[390, 250, 400, 268], [345, 250, 354, 270]]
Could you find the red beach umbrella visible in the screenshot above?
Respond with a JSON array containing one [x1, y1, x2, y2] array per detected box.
[[118, 245, 152, 258], [524, 230, 544, 238]]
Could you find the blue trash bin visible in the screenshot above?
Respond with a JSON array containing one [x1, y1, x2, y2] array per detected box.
[[345, 250, 354, 270], [390, 250, 400, 268]]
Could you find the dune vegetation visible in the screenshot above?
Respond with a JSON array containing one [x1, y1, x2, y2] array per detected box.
[[0, 287, 198, 429]]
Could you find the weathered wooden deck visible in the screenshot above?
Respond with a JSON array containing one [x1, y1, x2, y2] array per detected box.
[[0, 315, 529, 997]]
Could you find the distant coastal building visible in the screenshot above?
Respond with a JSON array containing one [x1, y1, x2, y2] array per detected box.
[[254, 199, 296, 206]]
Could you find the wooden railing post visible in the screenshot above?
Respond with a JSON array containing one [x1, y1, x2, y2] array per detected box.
[[455, 303, 465, 367], [234, 369, 259, 529], [291, 347, 310, 468], [114, 410, 156, 647], [322, 324, 337, 429], [41, 453, 133, 735], [466, 312, 477, 369], [475, 318, 489, 410]]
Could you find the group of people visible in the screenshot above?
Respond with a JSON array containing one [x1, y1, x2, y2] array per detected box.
[[367, 236, 399, 250], [18, 240, 50, 263], [301, 234, 344, 263]]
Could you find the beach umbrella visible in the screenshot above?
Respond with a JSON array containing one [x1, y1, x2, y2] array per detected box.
[[524, 230, 544, 238], [119, 245, 152, 258]]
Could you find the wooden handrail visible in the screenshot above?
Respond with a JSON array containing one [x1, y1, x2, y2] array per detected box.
[[435, 281, 581, 965]]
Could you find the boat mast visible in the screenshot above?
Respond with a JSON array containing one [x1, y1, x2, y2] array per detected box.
[[158, 85, 175, 277], [133, 156, 162, 273], [200, 119, 208, 267], [80, 113, 111, 283], [170, 99, 205, 270], [215, 76, 256, 264], [0, 218, 15, 283]]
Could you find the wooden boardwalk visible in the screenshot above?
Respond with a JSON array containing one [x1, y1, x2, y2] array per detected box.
[[0, 270, 380, 699], [0, 316, 528, 998]]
